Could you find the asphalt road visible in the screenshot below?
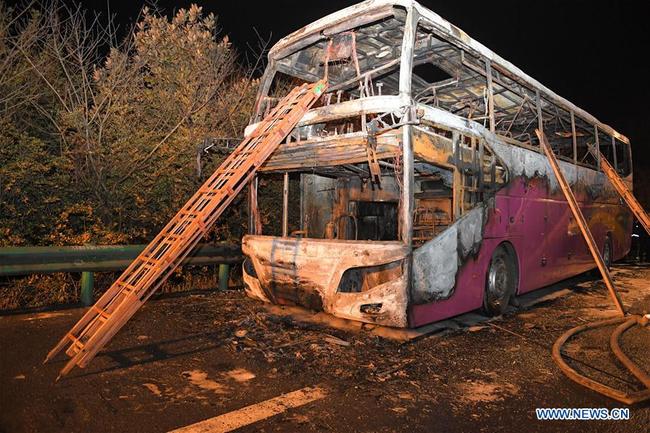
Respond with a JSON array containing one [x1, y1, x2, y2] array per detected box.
[[1, 264, 649, 433]]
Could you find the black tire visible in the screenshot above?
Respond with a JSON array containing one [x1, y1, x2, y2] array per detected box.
[[483, 244, 518, 316]]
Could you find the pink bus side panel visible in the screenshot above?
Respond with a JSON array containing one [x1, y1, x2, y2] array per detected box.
[[409, 176, 632, 327]]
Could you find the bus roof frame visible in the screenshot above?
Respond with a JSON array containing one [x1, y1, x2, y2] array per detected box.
[[268, 0, 629, 144]]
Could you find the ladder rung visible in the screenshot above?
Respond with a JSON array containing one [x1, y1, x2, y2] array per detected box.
[[92, 305, 111, 321], [195, 219, 209, 235], [177, 212, 199, 221], [137, 263, 157, 274], [197, 187, 218, 195], [162, 233, 184, 243], [66, 332, 84, 350], [140, 256, 160, 267], [117, 281, 139, 295], [159, 239, 181, 252]]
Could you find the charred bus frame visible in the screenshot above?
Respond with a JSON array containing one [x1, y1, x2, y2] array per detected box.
[[241, 0, 633, 328]]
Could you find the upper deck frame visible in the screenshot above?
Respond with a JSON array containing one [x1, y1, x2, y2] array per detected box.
[[266, 0, 629, 145]]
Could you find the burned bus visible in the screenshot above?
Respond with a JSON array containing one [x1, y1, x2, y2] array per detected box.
[[240, 0, 633, 328]]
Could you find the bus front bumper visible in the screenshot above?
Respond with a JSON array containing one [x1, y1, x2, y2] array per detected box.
[[242, 235, 410, 328]]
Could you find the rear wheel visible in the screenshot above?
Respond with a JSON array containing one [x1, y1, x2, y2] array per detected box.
[[483, 244, 518, 316], [603, 234, 613, 270], [589, 234, 613, 278]]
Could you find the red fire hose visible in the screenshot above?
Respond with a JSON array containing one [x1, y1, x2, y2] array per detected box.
[[552, 314, 650, 404]]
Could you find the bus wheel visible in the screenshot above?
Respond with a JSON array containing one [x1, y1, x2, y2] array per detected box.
[[603, 234, 613, 270], [590, 235, 613, 278], [483, 244, 517, 316]]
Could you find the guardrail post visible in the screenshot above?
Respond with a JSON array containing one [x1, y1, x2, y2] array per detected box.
[[80, 271, 94, 306], [218, 263, 230, 291]]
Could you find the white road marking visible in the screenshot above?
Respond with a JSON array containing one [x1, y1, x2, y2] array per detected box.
[[169, 385, 327, 433]]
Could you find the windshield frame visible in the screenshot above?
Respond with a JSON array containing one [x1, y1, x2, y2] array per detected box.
[[252, 4, 418, 121]]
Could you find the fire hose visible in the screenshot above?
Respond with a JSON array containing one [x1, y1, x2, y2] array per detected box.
[[552, 314, 650, 404]]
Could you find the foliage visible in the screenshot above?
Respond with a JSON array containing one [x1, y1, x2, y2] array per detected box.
[[0, 2, 261, 309], [0, 2, 259, 247], [0, 121, 74, 246]]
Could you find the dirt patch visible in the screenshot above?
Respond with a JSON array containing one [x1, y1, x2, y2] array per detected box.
[[226, 368, 256, 383], [182, 370, 228, 395], [456, 380, 520, 403]]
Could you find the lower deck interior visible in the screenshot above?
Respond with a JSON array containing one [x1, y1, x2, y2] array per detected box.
[[250, 122, 505, 248]]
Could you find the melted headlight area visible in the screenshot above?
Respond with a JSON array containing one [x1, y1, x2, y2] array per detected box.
[[338, 260, 403, 293]]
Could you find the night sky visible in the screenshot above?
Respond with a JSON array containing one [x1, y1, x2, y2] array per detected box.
[[24, 1, 650, 193]]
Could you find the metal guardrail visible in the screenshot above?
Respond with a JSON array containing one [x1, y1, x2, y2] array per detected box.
[[0, 243, 243, 306]]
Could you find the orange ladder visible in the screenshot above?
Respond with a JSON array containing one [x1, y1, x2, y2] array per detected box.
[[45, 80, 327, 379], [539, 130, 650, 404], [536, 130, 626, 315], [592, 147, 650, 235]]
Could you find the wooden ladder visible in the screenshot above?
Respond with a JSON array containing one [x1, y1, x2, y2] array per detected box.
[[536, 129, 626, 316], [592, 147, 650, 235], [45, 80, 327, 379]]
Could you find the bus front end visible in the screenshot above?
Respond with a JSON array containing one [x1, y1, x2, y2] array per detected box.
[[241, 1, 417, 327]]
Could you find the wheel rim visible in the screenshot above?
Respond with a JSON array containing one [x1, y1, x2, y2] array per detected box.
[[488, 254, 509, 306]]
